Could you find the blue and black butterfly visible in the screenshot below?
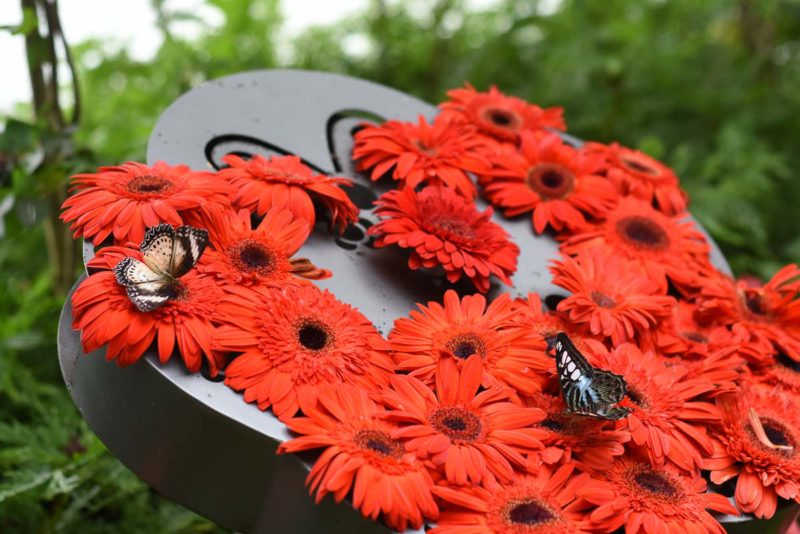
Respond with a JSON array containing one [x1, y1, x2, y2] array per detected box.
[[552, 332, 631, 420], [113, 224, 208, 312]]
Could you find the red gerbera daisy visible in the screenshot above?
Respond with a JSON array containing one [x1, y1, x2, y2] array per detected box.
[[578, 455, 738, 533], [439, 83, 566, 144], [524, 392, 631, 473], [561, 196, 712, 291], [369, 186, 519, 292], [197, 206, 329, 288], [277, 385, 438, 531], [61, 161, 232, 246], [219, 154, 358, 231], [705, 384, 800, 518], [430, 464, 593, 534], [756, 351, 800, 395], [642, 300, 742, 360], [352, 115, 491, 199], [389, 290, 550, 396], [695, 264, 800, 362], [591, 343, 721, 472], [214, 284, 393, 420], [72, 246, 223, 374], [384, 355, 546, 487], [512, 293, 607, 353], [585, 141, 689, 215], [549, 248, 676, 345], [482, 132, 618, 234]]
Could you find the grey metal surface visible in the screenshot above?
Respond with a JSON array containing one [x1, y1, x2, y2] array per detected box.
[[61, 69, 734, 532]]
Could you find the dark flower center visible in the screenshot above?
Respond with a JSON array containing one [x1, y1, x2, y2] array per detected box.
[[505, 500, 555, 525], [227, 239, 279, 276], [681, 331, 708, 343], [776, 352, 800, 373], [591, 290, 616, 308], [480, 107, 520, 130], [762, 420, 793, 448], [526, 163, 576, 200], [626, 386, 647, 408], [429, 406, 482, 442], [633, 470, 678, 497], [446, 333, 486, 359], [296, 320, 332, 351], [616, 215, 670, 251], [621, 156, 659, 176], [539, 417, 565, 432], [742, 290, 767, 317], [127, 175, 174, 195], [354, 429, 403, 458]]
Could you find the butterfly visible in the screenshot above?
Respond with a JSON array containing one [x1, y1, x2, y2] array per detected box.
[[553, 332, 631, 420], [113, 224, 209, 312]]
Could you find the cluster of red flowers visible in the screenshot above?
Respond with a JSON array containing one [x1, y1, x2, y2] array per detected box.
[[61, 83, 800, 532]]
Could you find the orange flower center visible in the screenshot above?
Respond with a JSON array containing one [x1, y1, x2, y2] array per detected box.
[[615, 215, 670, 251], [127, 175, 174, 195], [621, 155, 659, 176], [295, 319, 333, 351], [228, 239, 278, 275], [633, 470, 678, 497], [681, 331, 708, 343], [526, 163, 576, 200], [479, 107, 521, 132], [354, 429, 404, 459], [591, 290, 616, 309], [446, 333, 486, 359], [429, 406, 483, 442], [503, 499, 556, 526]]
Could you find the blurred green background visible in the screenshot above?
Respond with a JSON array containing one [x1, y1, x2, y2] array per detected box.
[[1, 0, 799, 532]]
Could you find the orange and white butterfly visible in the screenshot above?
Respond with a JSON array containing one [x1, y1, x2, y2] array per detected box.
[[113, 224, 208, 312]]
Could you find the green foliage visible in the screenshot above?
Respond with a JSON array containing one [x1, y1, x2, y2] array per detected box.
[[1, 0, 799, 531]]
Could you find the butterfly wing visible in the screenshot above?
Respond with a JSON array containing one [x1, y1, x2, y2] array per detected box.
[[555, 332, 595, 413], [140, 224, 177, 274], [169, 226, 209, 278], [554, 332, 630, 420], [113, 257, 173, 312]]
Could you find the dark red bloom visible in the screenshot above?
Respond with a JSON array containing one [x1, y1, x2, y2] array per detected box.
[[370, 186, 519, 292]]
